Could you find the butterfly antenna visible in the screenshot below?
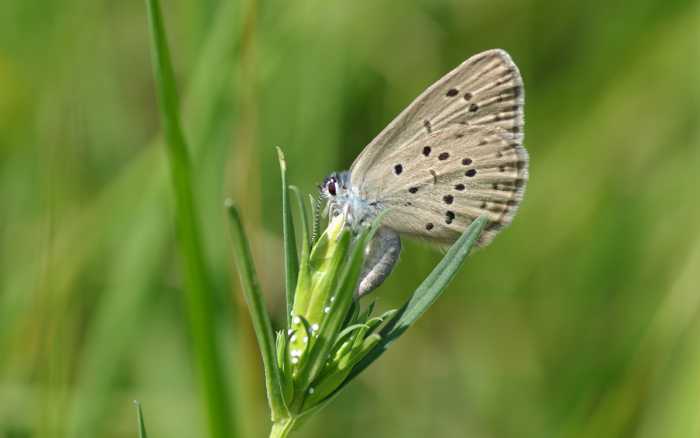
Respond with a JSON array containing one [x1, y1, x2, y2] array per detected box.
[[310, 195, 323, 245]]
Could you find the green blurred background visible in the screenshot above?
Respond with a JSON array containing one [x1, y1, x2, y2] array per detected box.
[[1, 0, 699, 437]]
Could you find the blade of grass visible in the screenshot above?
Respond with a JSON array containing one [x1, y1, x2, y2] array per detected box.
[[145, 2, 234, 438], [345, 216, 488, 382], [226, 201, 289, 420], [277, 148, 298, 325], [133, 401, 149, 438], [66, 1, 243, 436]]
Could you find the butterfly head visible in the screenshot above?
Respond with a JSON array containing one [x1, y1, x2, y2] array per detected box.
[[320, 171, 378, 229], [320, 172, 345, 199]]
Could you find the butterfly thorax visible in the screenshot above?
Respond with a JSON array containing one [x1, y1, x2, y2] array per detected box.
[[320, 171, 381, 229]]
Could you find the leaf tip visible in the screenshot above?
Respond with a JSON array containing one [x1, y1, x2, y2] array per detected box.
[[276, 147, 287, 171]]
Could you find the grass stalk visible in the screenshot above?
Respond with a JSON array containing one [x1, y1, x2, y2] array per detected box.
[[133, 401, 149, 438], [268, 416, 298, 438], [144, 1, 235, 437]]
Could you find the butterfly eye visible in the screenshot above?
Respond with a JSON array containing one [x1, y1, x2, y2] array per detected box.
[[327, 180, 337, 196]]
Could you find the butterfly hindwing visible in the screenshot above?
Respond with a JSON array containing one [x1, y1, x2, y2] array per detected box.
[[370, 125, 527, 246]]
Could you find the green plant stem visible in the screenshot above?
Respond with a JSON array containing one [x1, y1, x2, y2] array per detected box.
[[145, 1, 234, 438], [133, 401, 149, 438], [227, 202, 289, 420], [269, 417, 298, 438]]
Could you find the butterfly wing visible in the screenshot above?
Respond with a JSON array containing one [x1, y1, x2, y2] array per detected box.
[[349, 49, 527, 246], [350, 48, 524, 193], [371, 125, 528, 246]]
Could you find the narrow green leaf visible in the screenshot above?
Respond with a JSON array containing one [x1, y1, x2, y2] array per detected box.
[[365, 309, 398, 335], [275, 331, 294, 403], [332, 323, 370, 351], [277, 148, 299, 326], [144, 2, 233, 437], [341, 333, 381, 371], [133, 401, 148, 438], [295, 218, 382, 393], [226, 202, 289, 420], [301, 334, 381, 411], [275, 331, 287, 371], [345, 216, 488, 382]]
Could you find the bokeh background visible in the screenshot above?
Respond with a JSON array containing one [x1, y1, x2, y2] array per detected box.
[[1, 0, 699, 437]]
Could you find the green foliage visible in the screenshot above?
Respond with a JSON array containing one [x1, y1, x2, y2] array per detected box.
[[229, 156, 487, 435], [227, 201, 289, 421], [1, 0, 699, 438], [145, 0, 235, 436], [278, 148, 299, 326]]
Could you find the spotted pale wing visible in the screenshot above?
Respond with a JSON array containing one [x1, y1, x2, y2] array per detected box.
[[350, 49, 524, 195], [370, 125, 528, 246]]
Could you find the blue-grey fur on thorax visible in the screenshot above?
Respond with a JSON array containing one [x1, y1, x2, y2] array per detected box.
[[321, 171, 401, 296]]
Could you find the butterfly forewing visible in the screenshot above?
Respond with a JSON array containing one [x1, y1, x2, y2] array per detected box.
[[349, 49, 527, 247], [351, 49, 524, 192]]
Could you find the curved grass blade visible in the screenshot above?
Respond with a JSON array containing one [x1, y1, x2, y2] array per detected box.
[[144, 1, 234, 437], [226, 202, 289, 420], [277, 148, 298, 326]]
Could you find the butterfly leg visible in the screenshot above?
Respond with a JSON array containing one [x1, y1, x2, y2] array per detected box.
[[357, 226, 401, 297]]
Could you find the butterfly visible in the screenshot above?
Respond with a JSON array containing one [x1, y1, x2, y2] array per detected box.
[[320, 49, 529, 296]]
